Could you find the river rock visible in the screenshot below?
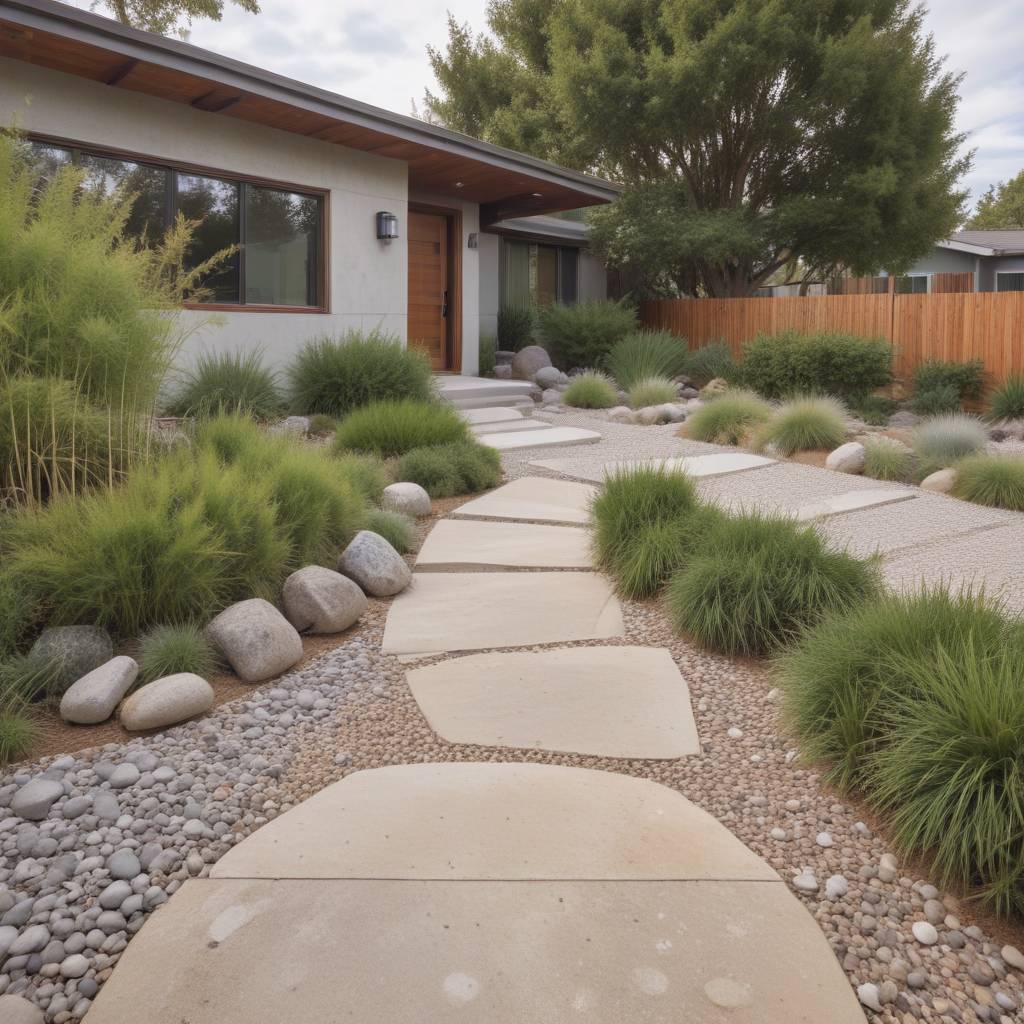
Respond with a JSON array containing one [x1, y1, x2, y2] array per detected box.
[[338, 531, 411, 598], [29, 626, 113, 692], [381, 482, 431, 518], [59, 656, 139, 725], [511, 345, 551, 380], [920, 467, 958, 494], [120, 674, 215, 731], [11, 779, 63, 821], [206, 599, 303, 682], [825, 441, 866, 474], [282, 566, 367, 635]]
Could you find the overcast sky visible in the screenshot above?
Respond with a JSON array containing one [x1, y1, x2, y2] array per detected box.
[[77, 0, 1024, 213]]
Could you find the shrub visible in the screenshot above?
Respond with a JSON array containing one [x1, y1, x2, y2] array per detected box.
[[627, 375, 678, 409], [190, 411, 266, 465], [684, 390, 772, 445], [479, 334, 497, 376], [539, 300, 637, 368], [912, 359, 985, 407], [910, 383, 961, 416], [333, 399, 469, 457], [306, 414, 337, 437], [739, 331, 892, 400], [497, 305, 536, 351], [989, 375, 1024, 421], [862, 437, 914, 482], [166, 349, 283, 419], [0, 654, 63, 706], [563, 371, 618, 409], [755, 396, 847, 455], [287, 330, 433, 417], [364, 509, 416, 554], [952, 454, 1024, 511], [332, 452, 389, 504], [682, 341, 735, 386], [911, 414, 988, 472], [850, 394, 898, 426], [137, 622, 218, 683], [395, 441, 501, 498], [0, 711, 39, 767], [665, 513, 880, 655], [605, 331, 688, 390]]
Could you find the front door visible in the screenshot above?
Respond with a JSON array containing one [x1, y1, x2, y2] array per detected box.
[[408, 211, 449, 370]]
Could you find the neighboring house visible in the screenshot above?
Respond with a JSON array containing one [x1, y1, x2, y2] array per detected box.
[[893, 231, 1024, 293], [0, 0, 618, 376]]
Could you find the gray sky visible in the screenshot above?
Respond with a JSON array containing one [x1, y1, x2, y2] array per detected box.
[[78, 0, 1024, 213]]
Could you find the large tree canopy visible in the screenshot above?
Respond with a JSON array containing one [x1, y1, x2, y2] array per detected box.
[[427, 0, 969, 297], [97, 0, 259, 37], [967, 171, 1024, 230]]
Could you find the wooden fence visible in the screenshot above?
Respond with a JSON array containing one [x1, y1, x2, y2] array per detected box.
[[640, 291, 1024, 384]]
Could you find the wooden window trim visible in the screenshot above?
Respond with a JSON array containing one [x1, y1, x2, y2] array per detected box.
[[409, 201, 463, 373], [28, 132, 331, 313]]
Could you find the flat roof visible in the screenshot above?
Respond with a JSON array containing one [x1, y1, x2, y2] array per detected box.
[[0, 0, 620, 222]]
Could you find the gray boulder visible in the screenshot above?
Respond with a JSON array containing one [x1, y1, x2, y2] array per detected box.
[[511, 345, 552, 381], [29, 626, 113, 691], [493, 363, 512, 379], [206, 599, 303, 682], [920, 467, 958, 494], [282, 566, 367, 634], [11, 779, 64, 821], [381, 482, 431, 518], [0, 995, 45, 1023], [495, 350, 515, 365], [338, 530, 412, 598], [825, 441, 866, 475], [541, 388, 562, 405], [120, 673, 215, 731], [534, 365, 562, 388], [59, 656, 138, 725], [607, 406, 635, 424]]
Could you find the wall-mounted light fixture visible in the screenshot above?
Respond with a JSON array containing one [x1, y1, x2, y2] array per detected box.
[[376, 211, 399, 241], [467, 232, 479, 250]]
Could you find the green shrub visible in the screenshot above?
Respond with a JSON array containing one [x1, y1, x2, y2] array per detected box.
[[479, 334, 497, 376], [862, 437, 914, 482], [332, 452, 389, 504], [0, 654, 62, 706], [627, 375, 678, 409], [989, 375, 1024, 421], [913, 359, 985, 407], [190, 411, 266, 465], [497, 305, 536, 351], [755, 396, 847, 455], [333, 399, 469, 457], [137, 622, 218, 683], [0, 711, 39, 767], [395, 441, 502, 498], [952, 454, 1024, 511], [365, 509, 416, 554], [739, 331, 892, 400], [166, 349, 283, 419], [563, 371, 618, 409], [287, 330, 433, 417], [910, 383, 961, 416], [605, 331, 688, 390], [682, 341, 735, 386], [684, 390, 772, 445], [666, 513, 880, 655], [0, 572, 34, 661], [850, 394, 898, 426], [911, 414, 988, 472], [539, 300, 637, 368]]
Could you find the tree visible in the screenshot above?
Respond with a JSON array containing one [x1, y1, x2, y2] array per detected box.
[[967, 171, 1024, 229], [427, 0, 969, 298], [97, 0, 259, 37]]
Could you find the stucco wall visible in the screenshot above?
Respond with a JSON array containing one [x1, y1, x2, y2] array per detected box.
[[902, 246, 977, 277]]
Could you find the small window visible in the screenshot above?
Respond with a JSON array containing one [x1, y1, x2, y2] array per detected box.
[[997, 273, 1024, 292], [895, 275, 928, 294], [501, 238, 581, 307]]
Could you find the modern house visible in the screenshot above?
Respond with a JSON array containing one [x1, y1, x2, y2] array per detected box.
[[0, 0, 618, 375], [893, 231, 1024, 294]]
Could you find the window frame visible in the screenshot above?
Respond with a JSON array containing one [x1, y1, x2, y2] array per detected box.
[[499, 237, 581, 307], [27, 133, 330, 314], [996, 272, 1024, 293], [895, 274, 930, 295]]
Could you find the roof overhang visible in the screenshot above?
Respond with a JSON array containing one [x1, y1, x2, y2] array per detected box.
[[0, 0, 620, 222], [484, 214, 591, 246], [936, 238, 1024, 257]]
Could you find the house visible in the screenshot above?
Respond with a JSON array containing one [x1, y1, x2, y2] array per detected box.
[[0, 0, 619, 375], [892, 231, 1024, 294]]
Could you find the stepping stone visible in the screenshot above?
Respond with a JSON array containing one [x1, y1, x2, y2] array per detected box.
[[382, 572, 623, 657], [86, 876, 866, 1024], [482, 426, 601, 451], [461, 406, 527, 425], [415, 520, 592, 571], [530, 452, 774, 482], [213, 763, 774, 881], [451, 476, 596, 525], [470, 418, 553, 435], [406, 647, 699, 758], [794, 488, 916, 521]]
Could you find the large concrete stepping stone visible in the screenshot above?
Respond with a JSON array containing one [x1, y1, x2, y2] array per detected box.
[[406, 647, 699, 758], [382, 572, 623, 656], [795, 487, 916, 521], [470, 417, 554, 435], [482, 425, 601, 450], [415, 519, 592, 571], [451, 475, 596, 525], [530, 452, 774, 482], [461, 406, 526, 425], [213, 763, 773, 881]]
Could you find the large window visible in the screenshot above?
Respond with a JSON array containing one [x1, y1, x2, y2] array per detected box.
[[501, 239, 579, 308], [27, 139, 325, 309]]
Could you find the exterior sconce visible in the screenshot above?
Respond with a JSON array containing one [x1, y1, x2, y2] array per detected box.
[[376, 211, 399, 241], [467, 232, 478, 249]]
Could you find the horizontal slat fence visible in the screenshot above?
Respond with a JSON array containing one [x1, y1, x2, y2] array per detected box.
[[641, 292, 1024, 385]]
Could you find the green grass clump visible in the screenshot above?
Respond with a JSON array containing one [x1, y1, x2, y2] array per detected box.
[[0, 654, 63, 706], [333, 400, 469, 457], [911, 414, 988, 472], [755, 396, 847, 455], [287, 330, 433, 417], [166, 349, 283, 419], [684, 390, 772, 445], [395, 441, 502, 498], [479, 334, 497, 376], [332, 452, 389, 504], [989, 375, 1024, 421], [665, 513, 880, 656], [563, 371, 618, 409], [605, 331, 688, 390], [682, 342, 735, 387], [952, 454, 1024, 511], [850, 394, 898, 425], [862, 437, 914, 482], [0, 711, 39, 767], [627, 375, 678, 409], [364, 509, 416, 554], [910, 383, 961, 416], [137, 622, 218, 683]]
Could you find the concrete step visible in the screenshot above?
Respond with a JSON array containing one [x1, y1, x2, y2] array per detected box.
[[453, 395, 536, 411], [436, 375, 536, 410], [470, 418, 553, 436], [482, 426, 602, 451]]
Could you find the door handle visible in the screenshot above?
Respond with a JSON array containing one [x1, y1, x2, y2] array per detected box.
[[441, 290, 449, 318]]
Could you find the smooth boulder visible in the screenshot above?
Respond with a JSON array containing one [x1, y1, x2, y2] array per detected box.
[[206, 599, 303, 682], [825, 441, 866, 475], [381, 482, 431, 518], [11, 779, 64, 821], [120, 673, 214, 731], [59, 656, 139, 725], [533, 366, 562, 388], [29, 625, 113, 691], [511, 345, 552, 381], [282, 566, 367, 634], [920, 467, 958, 494], [338, 531, 411, 598]]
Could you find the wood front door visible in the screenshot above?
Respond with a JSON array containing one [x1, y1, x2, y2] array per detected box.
[[408, 211, 450, 370]]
